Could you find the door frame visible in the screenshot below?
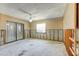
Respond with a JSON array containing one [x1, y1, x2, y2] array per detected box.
[[6, 21, 24, 43]]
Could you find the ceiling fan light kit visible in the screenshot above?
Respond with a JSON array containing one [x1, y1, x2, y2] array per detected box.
[[29, 19, 32, 22]]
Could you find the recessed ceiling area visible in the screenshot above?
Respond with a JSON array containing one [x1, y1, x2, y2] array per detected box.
[[0, 3, 67, 21]]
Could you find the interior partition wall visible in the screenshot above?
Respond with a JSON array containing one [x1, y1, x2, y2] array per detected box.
[[6, 21, 24, 43]]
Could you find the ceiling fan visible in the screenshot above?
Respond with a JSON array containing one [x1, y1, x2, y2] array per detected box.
[[18, 8, 32, 22]]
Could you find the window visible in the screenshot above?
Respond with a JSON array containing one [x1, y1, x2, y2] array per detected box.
[[36, 23, 46, 33]]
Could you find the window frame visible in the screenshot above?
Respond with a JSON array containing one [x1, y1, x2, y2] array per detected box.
[[36, 23, 46, 33]]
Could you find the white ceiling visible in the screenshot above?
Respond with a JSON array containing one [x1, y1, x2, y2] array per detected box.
[[0, 3, 67, 21]]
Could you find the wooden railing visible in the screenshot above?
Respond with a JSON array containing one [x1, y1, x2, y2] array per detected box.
[[64, 29, 76, 56]]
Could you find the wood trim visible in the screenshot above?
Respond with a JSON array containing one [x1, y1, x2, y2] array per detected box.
[[1, 30, 6, 44], [76, 3, 78, 28]]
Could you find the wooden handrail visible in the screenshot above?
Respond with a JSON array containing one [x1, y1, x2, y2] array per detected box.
[[69, 37, 74, 42]]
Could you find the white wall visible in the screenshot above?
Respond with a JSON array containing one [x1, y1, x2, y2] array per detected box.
[[63, 4, 76, 29]]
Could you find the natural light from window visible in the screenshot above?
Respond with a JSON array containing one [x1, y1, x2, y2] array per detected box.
[[36, 23, 46, 33]]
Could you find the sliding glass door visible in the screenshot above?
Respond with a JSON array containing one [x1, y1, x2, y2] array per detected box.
[[6, 22, 24, 43], [17, 24, 24, 40], [6, 22, 16, 42]]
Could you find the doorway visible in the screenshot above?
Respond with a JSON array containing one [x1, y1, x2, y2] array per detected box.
[[6, 21, 24, 43]]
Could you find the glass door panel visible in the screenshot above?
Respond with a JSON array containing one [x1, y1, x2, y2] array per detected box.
[[6, 22, 16, 43], [17, 24, 24, 40]]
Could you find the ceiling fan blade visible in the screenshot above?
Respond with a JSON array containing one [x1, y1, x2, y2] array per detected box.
[[18, 8, 31, 15]]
